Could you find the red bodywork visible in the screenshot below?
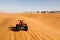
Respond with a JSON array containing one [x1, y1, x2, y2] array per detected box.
[[16, 20, 27, 26]]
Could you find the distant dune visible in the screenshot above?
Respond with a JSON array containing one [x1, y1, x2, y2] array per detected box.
[[0, 13, 60, 40]]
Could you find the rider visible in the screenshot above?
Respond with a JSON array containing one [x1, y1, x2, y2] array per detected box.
[[16, 20, 27, 26]]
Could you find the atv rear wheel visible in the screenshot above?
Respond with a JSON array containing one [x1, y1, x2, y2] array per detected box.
[[24, 26, 28, 31]]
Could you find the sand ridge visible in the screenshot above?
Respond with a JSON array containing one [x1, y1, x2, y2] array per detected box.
[[0, 13, 60, 40]]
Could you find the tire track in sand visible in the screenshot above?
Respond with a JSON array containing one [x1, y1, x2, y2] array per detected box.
[[18, 15, 59, 40], [0, 14, 60, 40]]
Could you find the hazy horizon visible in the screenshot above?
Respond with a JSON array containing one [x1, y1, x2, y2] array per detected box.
[[0, 0, 60, 13]]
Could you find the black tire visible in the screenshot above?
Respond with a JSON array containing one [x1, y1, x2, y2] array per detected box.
[[24, 26, 28, 31], [16, 24, 20, 30]]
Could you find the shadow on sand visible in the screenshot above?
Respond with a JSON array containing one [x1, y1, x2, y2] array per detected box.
[[9, 26, 19, 32]]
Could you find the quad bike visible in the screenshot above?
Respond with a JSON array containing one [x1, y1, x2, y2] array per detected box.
[[16, 24, 28, 31], [9, 20, 28, 31], [15, 20, 28, 31]]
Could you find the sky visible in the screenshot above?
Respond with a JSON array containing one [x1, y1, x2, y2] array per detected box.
[[0, 0, 60, 13]]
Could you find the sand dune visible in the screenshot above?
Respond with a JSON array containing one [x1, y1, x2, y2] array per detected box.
[[0, 13, 60, 40]]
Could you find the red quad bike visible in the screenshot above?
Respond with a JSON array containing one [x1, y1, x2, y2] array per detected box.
[[16, 20, 28, 31]]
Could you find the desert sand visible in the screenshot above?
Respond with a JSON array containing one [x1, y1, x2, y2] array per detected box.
[[0, 13, 60, 40]]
